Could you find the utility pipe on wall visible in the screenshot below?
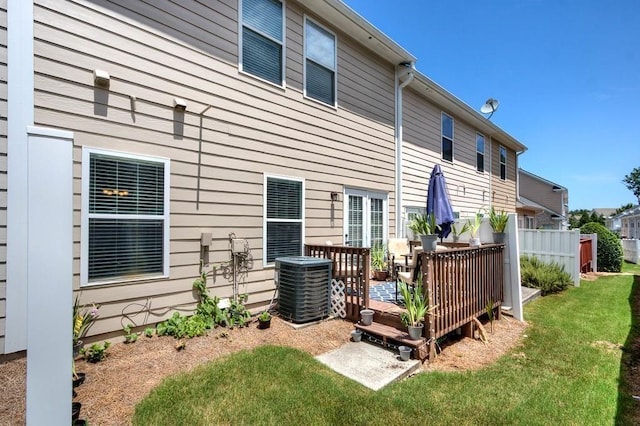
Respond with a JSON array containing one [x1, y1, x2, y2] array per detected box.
[[394, 61, 415, 237]]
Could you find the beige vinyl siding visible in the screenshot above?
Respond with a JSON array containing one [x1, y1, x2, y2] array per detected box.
[[402, 88, 492, 217], [520, 172, 563, 214], [0, 0, 7, 352], [34, 0, 395, 339], [490, 142, 517, 212]]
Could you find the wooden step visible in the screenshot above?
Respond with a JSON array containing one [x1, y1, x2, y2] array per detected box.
[[355, 321, 428, 361]]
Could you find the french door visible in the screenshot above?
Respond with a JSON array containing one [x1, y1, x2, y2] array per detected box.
[[343, 188, 388, 247]]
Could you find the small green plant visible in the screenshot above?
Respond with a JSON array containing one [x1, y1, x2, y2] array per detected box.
[[81, 341, 111, 363], [520, 255, 573, 295], [398, 275, 436, 327], [227, 294, 251, 329], [258, 311, 271, 322], [451, 221, 469, 238], [123, 324, 138, 344], [488, 207, 509, 233], [485, 299, 495, 333], [144, 327, 154, 338], [467, 213, 483, 238], [409, 213, 440, 236], [370, 242, 387, 271], [156, 312, 209, 339]]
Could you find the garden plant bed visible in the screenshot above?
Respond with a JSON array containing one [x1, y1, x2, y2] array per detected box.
[[0, 314, 526, 425]]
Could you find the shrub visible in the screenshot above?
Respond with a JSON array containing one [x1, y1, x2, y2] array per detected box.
[[580, 222, 623, 272], [520, 255, 572, 295]]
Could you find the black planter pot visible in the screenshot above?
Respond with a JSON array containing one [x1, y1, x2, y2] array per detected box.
[[72, 372, 86, 388], [72, 402, 81, 422], [258, 319, 271, 329], [73, 420, 87, 426]]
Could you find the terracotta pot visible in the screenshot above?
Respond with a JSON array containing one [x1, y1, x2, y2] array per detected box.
[[373, 270, 388, 281]]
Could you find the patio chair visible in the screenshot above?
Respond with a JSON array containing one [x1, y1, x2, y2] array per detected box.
[[396, 246, 423, 301], [387, 238, 411, 281]]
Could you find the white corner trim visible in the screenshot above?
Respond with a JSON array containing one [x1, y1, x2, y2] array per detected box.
[[5, 0, 35, 354]]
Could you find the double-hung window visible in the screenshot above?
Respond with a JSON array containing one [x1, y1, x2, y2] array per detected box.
[[240, 0, 285, 86], [476, 133, 485, 172], [499, 146, 507, 180], [264, 175, 304, 264], [441, 112, 454, 162], [82, 148, 170, 285], [304, 17, 337, 106]]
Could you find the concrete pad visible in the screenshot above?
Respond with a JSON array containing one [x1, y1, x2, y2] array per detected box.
[[315, 340, 421, 391]]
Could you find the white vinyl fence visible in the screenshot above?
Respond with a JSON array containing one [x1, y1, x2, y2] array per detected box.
[[622, 239, 640, 264], [518, 229, 581, 286]]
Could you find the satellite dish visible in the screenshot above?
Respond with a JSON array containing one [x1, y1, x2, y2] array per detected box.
[[480, 98, 499, 118]]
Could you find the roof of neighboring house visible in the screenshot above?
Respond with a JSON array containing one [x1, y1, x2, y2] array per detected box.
[[613, 205, 640, 219], [519, 169, 567, 191], [517, 196, 563, 218], [299, 0, 527, 155], [591, 208, 617, 218]]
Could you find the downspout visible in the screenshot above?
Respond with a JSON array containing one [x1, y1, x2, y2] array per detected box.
[[395, 62, 415, 237]]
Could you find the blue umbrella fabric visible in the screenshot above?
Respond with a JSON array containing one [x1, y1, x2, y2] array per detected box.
[[426, 164, 455, 239]]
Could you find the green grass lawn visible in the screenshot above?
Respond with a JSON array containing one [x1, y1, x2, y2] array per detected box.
[[134, 270, 639, 426]]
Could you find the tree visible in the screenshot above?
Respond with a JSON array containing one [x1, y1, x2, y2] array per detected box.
[[623, 167, 640, 204], [616, 203, 634, 214]]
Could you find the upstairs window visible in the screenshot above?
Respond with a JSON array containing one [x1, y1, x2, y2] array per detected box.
[[441, 113, 454, 162], [240, 0, 284, 86], [500, 146, 507, 180], [82, 149, 170, 285], [476, 133, 485, 172], [304, 18, 336, 106], [264, 176, 304, 264]]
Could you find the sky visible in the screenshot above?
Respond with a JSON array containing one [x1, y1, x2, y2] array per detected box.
[[343, 0, 640, 210]]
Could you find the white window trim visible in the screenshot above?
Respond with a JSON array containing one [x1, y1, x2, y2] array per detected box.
[[238, 0, 286, 88], [303, 15, 338, 108], [499, 145, 507, 180], [80, 147, 171, 286], [263, 174, 305, 267], [441, 112, 454, 162], [476, 132, 485, 173]]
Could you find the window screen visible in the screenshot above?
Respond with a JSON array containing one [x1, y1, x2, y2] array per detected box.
[[241, 0, 284, 85], [266, 177, 303, 263]]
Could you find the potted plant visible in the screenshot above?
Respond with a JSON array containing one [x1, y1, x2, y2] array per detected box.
[[398, 277, 436, 340], [408, 213, 440, 251], [257, 311, 272, 329], [489, 206, 509, 244], [467, 213, 483, 247], [370, 242, 388, 280], [450, 221, 469, 243]]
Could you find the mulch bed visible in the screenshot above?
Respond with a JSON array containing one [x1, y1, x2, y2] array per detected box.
[[0, 314, 526, 426]]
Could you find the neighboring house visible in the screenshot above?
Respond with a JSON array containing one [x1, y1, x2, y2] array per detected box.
[[617, 205, 640, 239], [517, 169, 568, 230], [0, 0, 526, 354]]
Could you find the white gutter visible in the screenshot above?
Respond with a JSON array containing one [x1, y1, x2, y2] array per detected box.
[[395, 62, 414, 237]]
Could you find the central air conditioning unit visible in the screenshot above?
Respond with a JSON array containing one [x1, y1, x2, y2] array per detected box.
[[275, 256, 333, 324]]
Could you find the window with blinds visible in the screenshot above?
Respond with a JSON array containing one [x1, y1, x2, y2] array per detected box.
[[241, 0, 284, 85], [265, 176, 303, 264], [83, 150, 169, 284], [304, 18, 336, 105]]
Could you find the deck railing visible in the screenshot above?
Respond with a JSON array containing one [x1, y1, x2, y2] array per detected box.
[[421, 244, 505, 359], [304, 244, 370, 320]]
